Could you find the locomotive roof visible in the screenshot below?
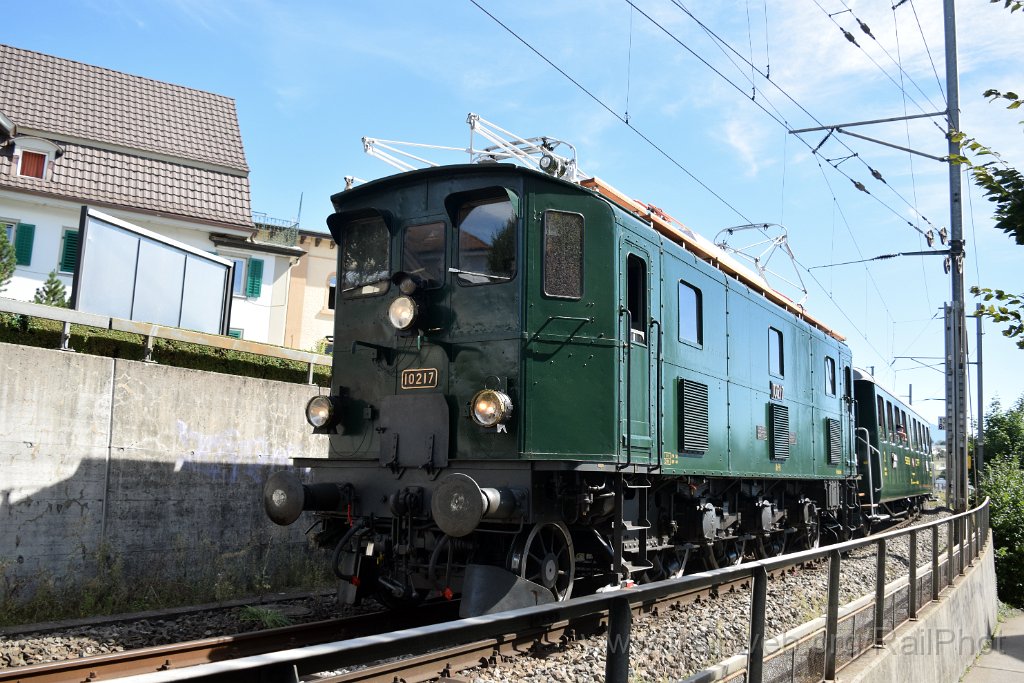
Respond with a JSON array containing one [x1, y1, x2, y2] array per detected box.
[[332, 163, 846, 343]]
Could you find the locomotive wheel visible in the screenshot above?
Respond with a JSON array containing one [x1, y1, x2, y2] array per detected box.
[[796, 515, 821, 551], [702, 538, 745, 570], [755, 531, 787, 558], [508, 522, 575, 602]]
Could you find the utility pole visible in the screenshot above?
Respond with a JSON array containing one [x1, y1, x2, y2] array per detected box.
[[788, 3, 970, 511], [943, 0, 969, 512], [975, 304, 984, 489]]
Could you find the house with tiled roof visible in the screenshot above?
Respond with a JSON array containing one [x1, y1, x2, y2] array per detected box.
[[0, 43, 302, 344]]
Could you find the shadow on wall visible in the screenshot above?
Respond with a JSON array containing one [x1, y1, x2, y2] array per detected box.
[[0, 455, 329, 625]]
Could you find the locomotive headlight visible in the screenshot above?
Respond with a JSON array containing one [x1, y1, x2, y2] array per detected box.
[[305, 395, 335, 428], [388, 295, 418, 330], [471, 389, 513, 427]]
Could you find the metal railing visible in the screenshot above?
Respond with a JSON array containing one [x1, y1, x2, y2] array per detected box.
[[112, 499, 989, 683], [0, 297, 331, 383]]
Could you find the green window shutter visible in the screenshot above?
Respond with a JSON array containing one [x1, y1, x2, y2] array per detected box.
[[60, 230, 79, 273], [14, 223, 35, 266], [227, 328, 243, 339], [245, 258, 264, 298]]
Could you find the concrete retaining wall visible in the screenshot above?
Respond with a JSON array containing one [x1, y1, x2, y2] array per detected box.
[[841, 534, 999, 683], [0, 342, 328, 609]]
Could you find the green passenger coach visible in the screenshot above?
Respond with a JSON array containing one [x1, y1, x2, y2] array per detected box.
[[263, 163, 932, 615]]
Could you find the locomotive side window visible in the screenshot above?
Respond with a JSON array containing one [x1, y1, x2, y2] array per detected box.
[[403, 221, 445, 288], [876, 396, 885, 434], [456, 191, 517, 285], [341, 215, 390, 298], [678, 280, 703, 345], [627, 254, 647, 342], [768, 327, 784, 377], [824, 356, 836, 396], [542, 210, 584, 299]]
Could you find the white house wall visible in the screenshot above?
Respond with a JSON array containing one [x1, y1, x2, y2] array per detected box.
[[0, 191, 288, 344]]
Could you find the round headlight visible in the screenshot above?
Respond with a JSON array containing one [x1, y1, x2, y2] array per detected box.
[[471, 389, 513, 427], [388, 295, 418, 330], [305, 395, 334, 428]]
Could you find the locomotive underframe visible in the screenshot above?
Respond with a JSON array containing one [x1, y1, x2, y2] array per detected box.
[[297, 459, 868, 607]]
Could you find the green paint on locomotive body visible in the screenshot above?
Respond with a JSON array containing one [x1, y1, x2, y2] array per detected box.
[[852, 373, 934, 503], [323, 163, 855, 480]]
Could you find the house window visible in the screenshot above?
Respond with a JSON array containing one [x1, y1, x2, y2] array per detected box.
[[824, 356, 836, 396], [231, 258, 246, 296], [327, 274, 337, 310], [59, 229, 79, 273], [4, 221, 34, 266], [678, 280, 703, 345], [2, 219, 13, 243], [228, 257, 264, 298], [18, 151, 46, 179], [768, 327, 784, 377]]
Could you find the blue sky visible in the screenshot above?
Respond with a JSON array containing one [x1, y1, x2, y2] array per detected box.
[[8, 0, 1024, 428]]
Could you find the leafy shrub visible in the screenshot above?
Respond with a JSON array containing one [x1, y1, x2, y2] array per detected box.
[[979, 454, 1024, 606]]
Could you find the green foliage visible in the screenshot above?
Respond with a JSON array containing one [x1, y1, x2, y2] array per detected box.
[[0, 228, 15, 294], [32, 270, 69, 307], [972, 287, 1024, 348], [984, 396, 1024, 465], [0, 315, 330, 386], [979, 454, 1024, 606], [993, 0, 1023, 12]]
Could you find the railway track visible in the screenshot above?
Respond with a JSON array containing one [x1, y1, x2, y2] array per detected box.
[[0, 507, 943, 683], [0, 600, 460, 683]]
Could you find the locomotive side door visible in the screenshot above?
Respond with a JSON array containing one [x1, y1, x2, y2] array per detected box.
[[618, 237, 660, 466]]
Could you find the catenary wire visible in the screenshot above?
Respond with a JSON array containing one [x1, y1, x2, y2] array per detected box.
[[467, 0, 755, 223]]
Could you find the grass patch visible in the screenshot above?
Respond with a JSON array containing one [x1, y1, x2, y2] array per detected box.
[[239, 605, 293, 629]]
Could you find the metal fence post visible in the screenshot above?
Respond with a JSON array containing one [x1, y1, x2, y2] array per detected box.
[[908, 529, 918, 619], [606, 596, 632, 683], [824, 550, 841, 680], [959, 516, 966, 576], [874, 539, 886, 646], [966, 513, 974, 566], [748, 566, 768, 683], [947, 519, 955, 589], [931, 525, 940, 602]]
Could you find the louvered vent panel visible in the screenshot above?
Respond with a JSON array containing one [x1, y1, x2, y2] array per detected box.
[[827, 418, 842, 465], [678, 379, 709, 453], [770, 403, 790, 460]]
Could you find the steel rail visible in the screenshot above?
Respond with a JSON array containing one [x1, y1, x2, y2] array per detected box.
[[0, 602, 459, 683]]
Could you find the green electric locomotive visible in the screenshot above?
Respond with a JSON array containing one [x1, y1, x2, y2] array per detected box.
[[264, 163, 931, 614]]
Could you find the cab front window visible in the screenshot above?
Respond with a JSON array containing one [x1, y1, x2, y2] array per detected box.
[[454, 189, 517, 285], [341, 215, 390, 298]]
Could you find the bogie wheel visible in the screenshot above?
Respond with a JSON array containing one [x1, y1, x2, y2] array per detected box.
[[797, 510, 821, 551], [702, 538, 745, 570], [508, 522, 575, 602], [755, 531, 787, 559]]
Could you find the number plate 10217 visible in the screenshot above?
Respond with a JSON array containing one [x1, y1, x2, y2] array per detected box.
[[401, 368, 438, 390]]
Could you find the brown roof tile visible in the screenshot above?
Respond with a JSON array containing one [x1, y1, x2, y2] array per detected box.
[[0, 44, 248, 173], [0, 142, 252, 228]]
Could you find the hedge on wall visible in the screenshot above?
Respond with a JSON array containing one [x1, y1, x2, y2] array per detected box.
[[0, 314, 330, 387]]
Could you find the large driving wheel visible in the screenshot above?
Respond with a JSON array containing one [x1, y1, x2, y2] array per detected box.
[[755, 531, 787, 558], [702, 537, 745, 570], [508, 522, 575, 602]]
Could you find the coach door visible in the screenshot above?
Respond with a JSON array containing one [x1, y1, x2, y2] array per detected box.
[[619, 240, 660, 466]]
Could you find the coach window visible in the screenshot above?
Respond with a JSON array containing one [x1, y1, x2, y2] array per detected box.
[[678, 280, 703, 346], [403, 221, 445, 288], [886, 401, 895, 441], [876, 396, 886, 436], [543, 210, 583, 299], [768, 327, 784, 377], [824, 356, 836, 396], [454, 189, 517, 285], [340, 214, 390, 298]]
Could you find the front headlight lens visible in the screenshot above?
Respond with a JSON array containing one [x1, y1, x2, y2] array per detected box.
[[305, 396, 334, 428], [471, 389, 513, 427], [388, 295, 418, 330]]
